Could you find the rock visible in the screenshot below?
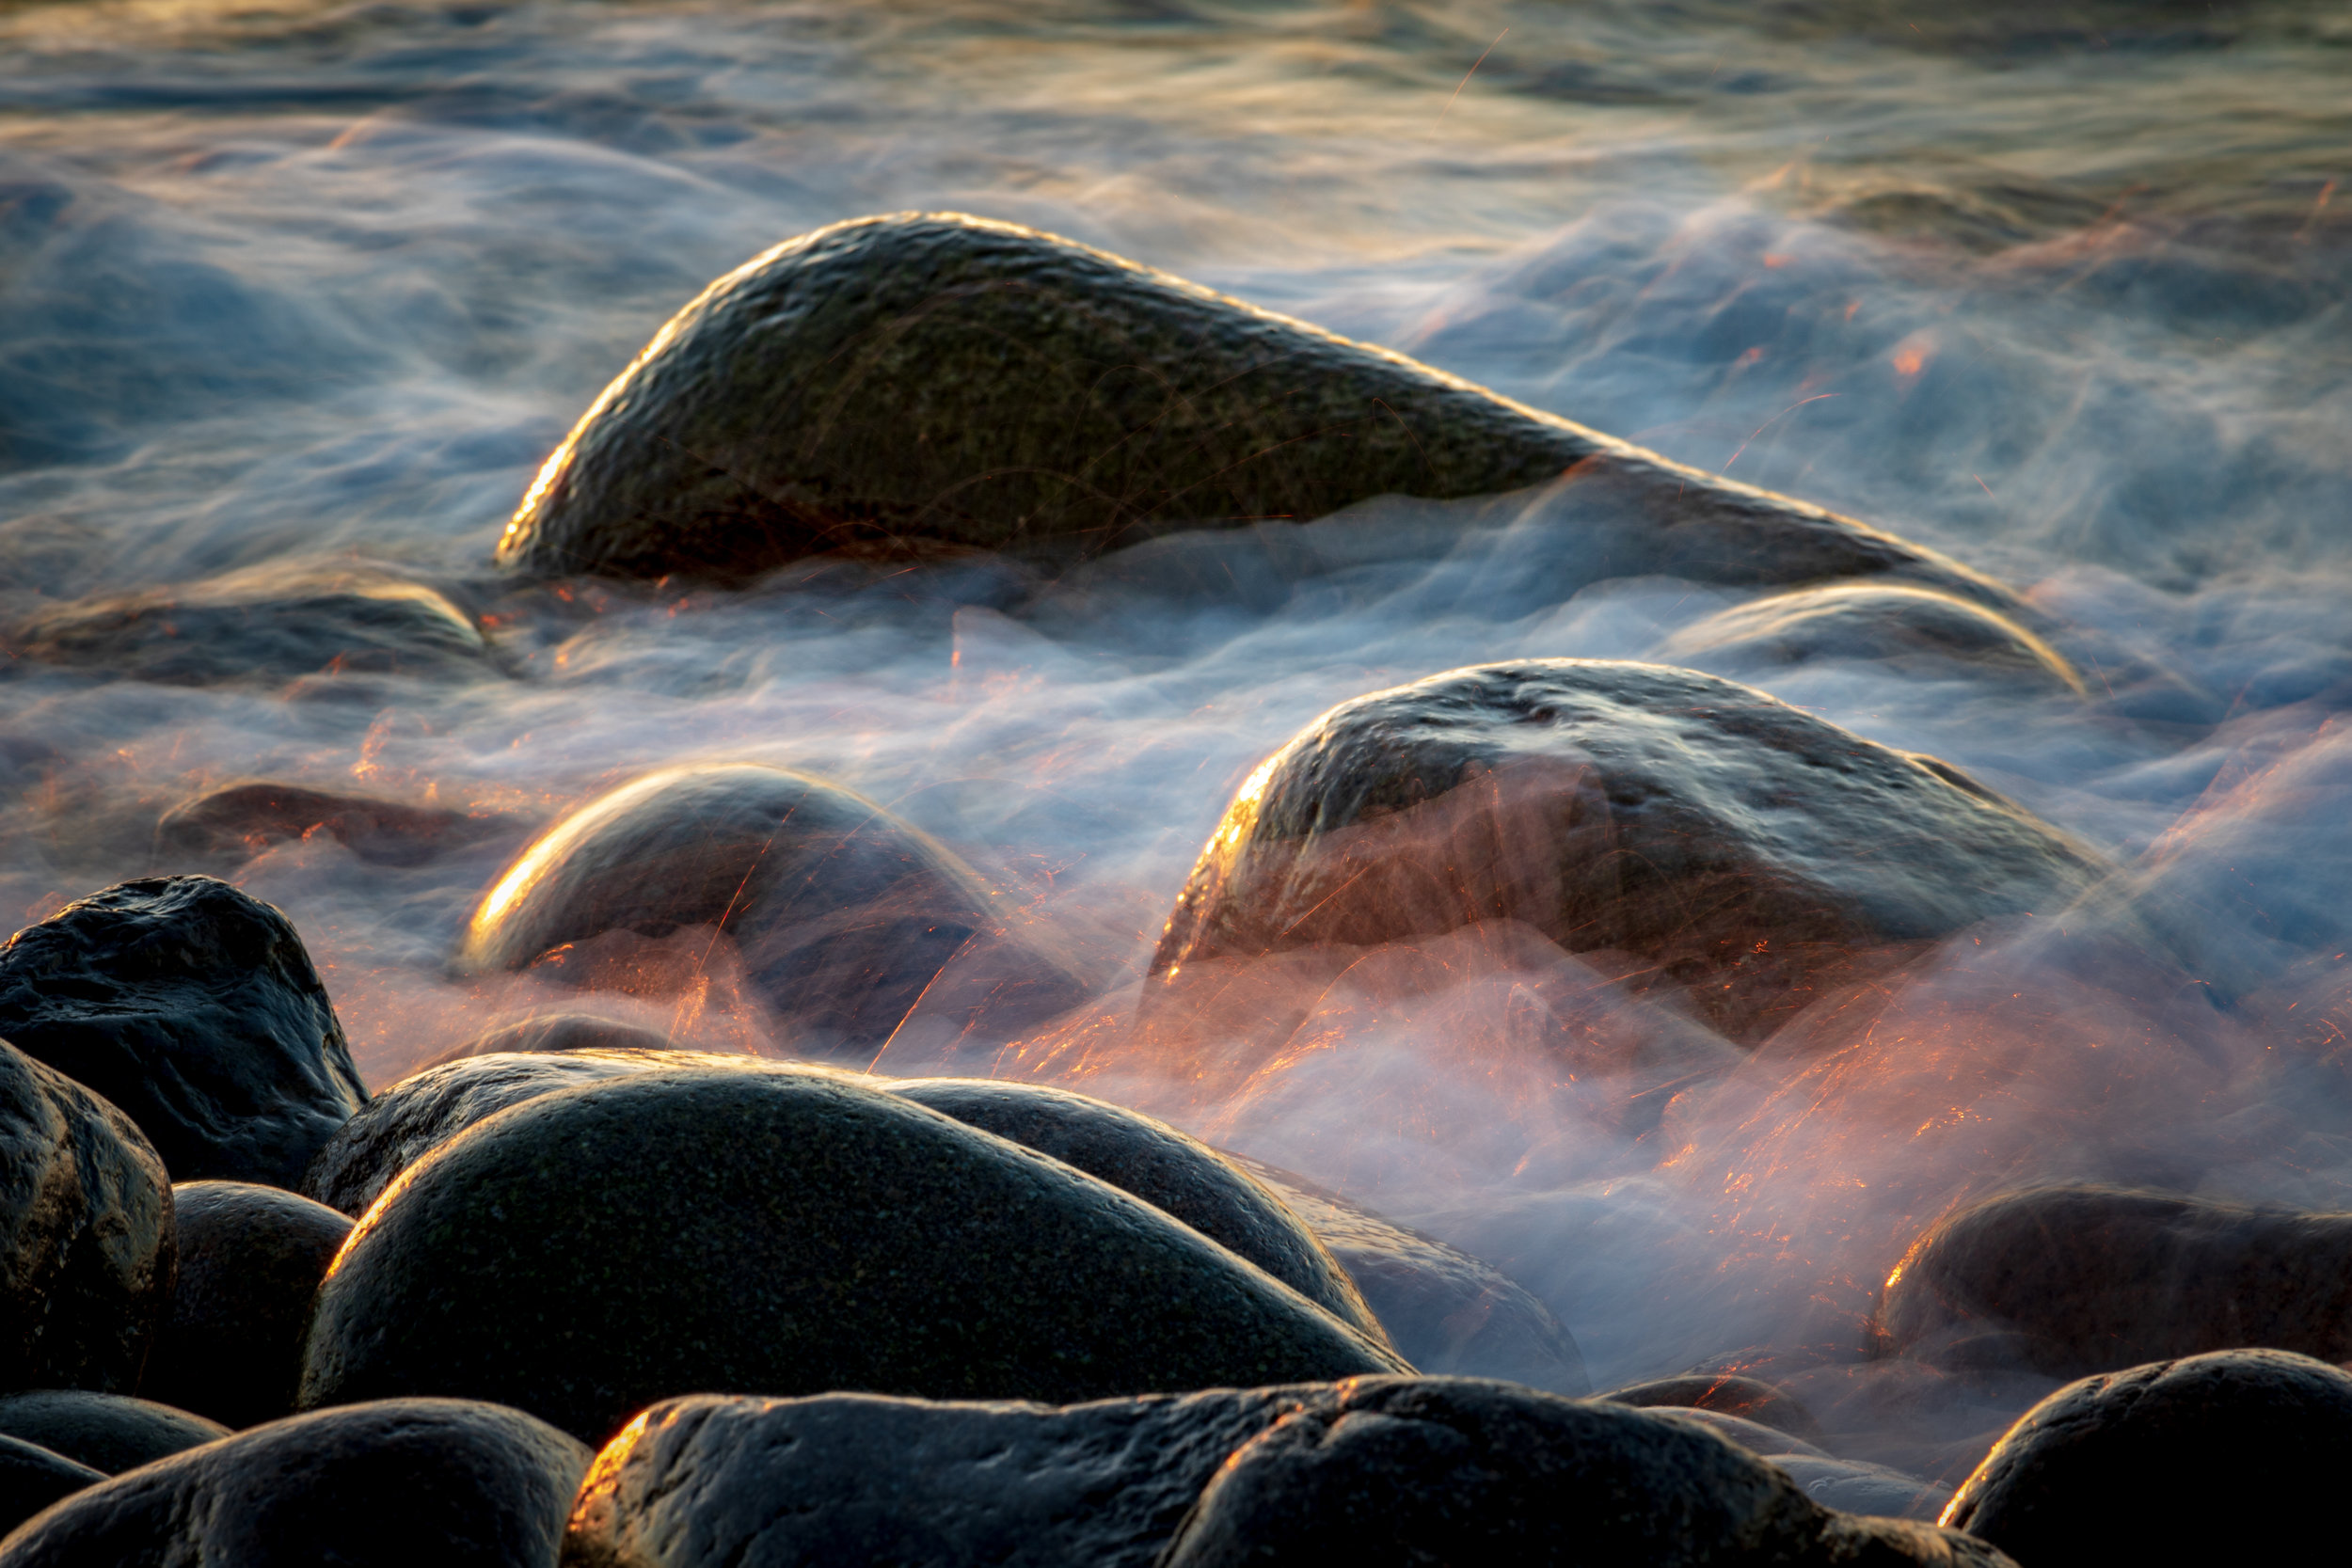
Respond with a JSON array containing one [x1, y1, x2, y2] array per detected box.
[[497, 212, 2016, 613], [7, 560, 499, 688], [152, 781, 520, 874], [887, 1078, 1385, 1342], [415, 1011, 674, 1070], [1601, 1373, 1828, 1449], [1942, 1349, 2352, 1562], [1225, 1154, 1589, 1395], [0, 1398, 589, 1567], [0, 1393, 225, 1475], [1151, 660, 2109, 1041], [0, 877, 366, 1186], [138, 1182, 353, 1429], [0, 1038, 175, 1394], [1877, 1184, 2352, 1381], [1654, 585, 2085, 694], [299, 1068, 1406, 1443], [1767, 1456, 1949, 1522], [451, 764, 1089, 1055], [0, 1438, 101, 1543]]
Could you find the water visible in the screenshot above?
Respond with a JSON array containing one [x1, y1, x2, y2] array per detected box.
[[5, 0, 2351, 1445]]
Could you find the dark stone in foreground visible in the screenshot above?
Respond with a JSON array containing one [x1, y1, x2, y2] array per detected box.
[[300, 1069, 1405, 1444], [1602, 1373, 1828, 1449], [1152, 660, 2108, 1041], [0, 1393, 225, 1475], [138, 1182, 353, 1429], [153, 781, 519, 873], [0, 1039, 175, 1394], [1942, 1349, 2352, 1562], [1878, 1183, 2352, 1380], [1656, 584, 2084, 694], [0, 877, 365, 1186], [0, 1399, 588, 1567], [0, 1439, 102, 1542]]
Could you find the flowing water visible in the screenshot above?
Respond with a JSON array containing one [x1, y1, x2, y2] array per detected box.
[[5, 0, 2352, 1454]]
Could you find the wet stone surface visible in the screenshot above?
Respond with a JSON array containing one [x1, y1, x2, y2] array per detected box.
[[151, 781, 521, 875], [0, 1437, 102, 1543], [0, 1393, 226, 1476], [1654, 584, 2085, 694]]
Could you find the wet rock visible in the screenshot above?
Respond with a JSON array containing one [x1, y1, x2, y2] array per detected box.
[[0, 877, 366, 1186], [452, 763, 1088, 1054], [1768, 1456, 1949, 1522], [299, 1068, 1406, 1443], [1655, 585, 2085, 694], [0, 1438, 102, 1542], [0, 1038, 175, 1394], [0, 1393, 225, 1475], [889, 1078, 1385, 1342], [1877, 1183, 2352, 1381], [1602, 1372, 1829, 1448], [0, 1398, 589, 1567], [152, 781, 520, 874], [498, 212, 2016, 613], [1227, 1154, 1588, 1395], [1942, 1348, 2352, 1562], [416, 1011, 673, 1070], [1152, 660, 2109, 1041], [138, 1182, 353, 1429]]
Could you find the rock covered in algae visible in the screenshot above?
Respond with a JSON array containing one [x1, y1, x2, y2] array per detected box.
[[497, 212, 2017, 609]]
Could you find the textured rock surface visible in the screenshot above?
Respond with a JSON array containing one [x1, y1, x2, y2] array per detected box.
[[1655, 584, 2084, 694], [0, 877, 366, 1186], [299, 1068, 1406, 1443], [152, 781, 518, 874], [138, 1181, 353, 1429], [451, 764, 1088, 1053], [1152, 660, 2109, 1040], [1942, 1349, 2352, 1562], [0, 1399, 589, 1567], [497, 211, 2014, 610], [0, 1439, 101, 1543], [0, 1039, 175, 1394], [1601, 1373, 1827, 1448], [416, 1011, 674, 1070], [1878, 1184, 2352, 1380], [0, 1393, 225, 1475]]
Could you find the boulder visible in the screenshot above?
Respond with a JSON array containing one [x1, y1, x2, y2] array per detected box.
[[152, 781, 520, 874], [1151, 660, 2109, 1041], [497, 211, 2015, 613], [0, 1398, 589, 1567], [298, 1068, 1406, 1444], [0, 1039, 175, 1393], [1941, 1349, 2352, 1562], [0, 877, 366, 1186], [1654, 585, 2085, 694], [450, 764, 1089, 1054], [1601, 1373, 1828, 1449], [138, 1182, 353, 1429], [415, 1011, 674, 1070], [0, 1440, 101, 1543], [1877, 1184, 2352, 1381], [0, 1394, 224, 1475]]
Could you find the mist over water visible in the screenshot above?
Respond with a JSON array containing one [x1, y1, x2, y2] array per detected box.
[[6, 0, 2352, 1436]]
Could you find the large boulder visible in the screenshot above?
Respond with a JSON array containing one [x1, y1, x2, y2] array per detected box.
[[1878, 1184, 2352, 1381], [0, 1440, 101, 1543], [450, 764, 1088, 1055], [1654, 585, 2085, 695], [496, 211, 2015, 611], [0, 1393, 224, 1475], [0, 1039, 175, 1394], [1941, 1349, 2352, 1563], [298, 1068, 1406, 1444], [152, 781, 521, 874], [0, 878, 366, 1186], [0, 1399, 589, 1567], [1150, 660, 2109, 1040]]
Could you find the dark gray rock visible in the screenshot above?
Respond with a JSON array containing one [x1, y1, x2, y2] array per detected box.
[[1226, 1155, 1589, 1396], [450, 764, 1089, 1055], [1765, 1456, 1949, 1523], [1655, 584, 2085, 694], [0, 1393, 225, 1475], [497, 212, 2017, 614], [888, 1078, 1385, 1343], [138, 1181, 352, 1429], [0, 1398, 588, 1567], [1943, 1349, 2352, 1563], [1877, 1184, 2352, 1381], [298, 1068, 1406, 1444], [1151, 659, 2109, 1041], [416, 1012, 674, 1070], [1601, 1373, 1828, 1449], [0, 1439, 101, 1542], [0, 1039, 175, 1394], [152, 781, 522, 874], [0, 877, 366, 1186]]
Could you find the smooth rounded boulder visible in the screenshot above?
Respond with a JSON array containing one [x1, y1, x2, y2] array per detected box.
[[0, 1039, 175, 1394], [138, 1182, 353, 1429], [1151, 660, 2109, 1040], [497, 211, 2015, 612], [0, 877, 366, 1186], [299, 1068, 1406, 1443], [0, 1393, 225, 1475], [0, 1399, 589, 1568], [1654, 584, 2084, 694], [0, 1439, 101, 1542]]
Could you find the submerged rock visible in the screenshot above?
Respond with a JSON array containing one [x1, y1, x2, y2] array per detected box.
[[452, 763, 1088, 1054], [415, 1011, 673, 1069], [1942, 1349, 2352, 1563], [498, 212, 2015, 612], [0, 1399, 588, 1568], [1151, 660, 2108, 1040], [0, 1393, 225, 1476], [152, 781, 520, 874], [0, 1039, 175, 1395], [0, 877, 366, 1186], [1655, 584, 2085, 694], [299, 1068, 1405, 1444], [1601, 1373, 1828, 1449], [0, 1438, 102, 1542]]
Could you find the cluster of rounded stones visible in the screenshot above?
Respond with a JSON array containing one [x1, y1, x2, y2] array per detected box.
[[0, 216, 2312, 1563]]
